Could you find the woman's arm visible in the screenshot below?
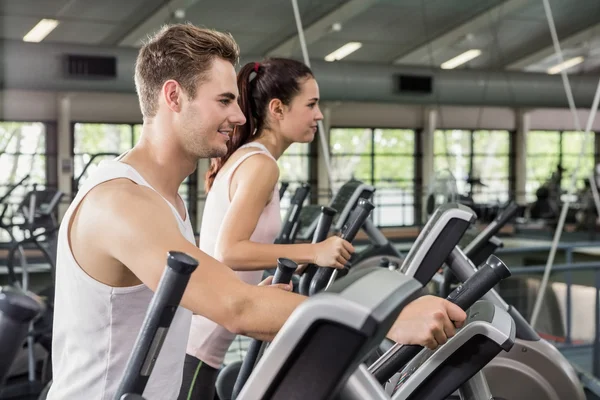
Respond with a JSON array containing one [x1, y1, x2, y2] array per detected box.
[[214, 154, 353, 271]]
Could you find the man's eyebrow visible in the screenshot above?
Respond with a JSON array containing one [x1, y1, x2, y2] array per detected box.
[[218, 92, 236, 100]]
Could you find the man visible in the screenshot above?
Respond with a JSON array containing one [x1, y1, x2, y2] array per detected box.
[[47, 23, 466, 399]]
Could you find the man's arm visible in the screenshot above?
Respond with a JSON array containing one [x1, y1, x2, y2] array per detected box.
[[81, 180, 305, 341]]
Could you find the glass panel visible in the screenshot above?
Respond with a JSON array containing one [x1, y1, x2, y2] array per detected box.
[[0, 122, 47, 203], [73, 123, 134, 187], [373, 129, 414, 155], [73, 123, 133, 155], [278, 154, 309, 184], [285, 142, 310, 155], [374, 155, 414, 181], [134, 124, 142, 145], [1, 122, 46, 155], [434, 129, 471, 155], [527, 130, 560, 155], [330, 128, 372, 154], [562, 154, 595, 188], [526, 154, 561, 185], [331, 154, 372, 184], [372, 181, 414, 227], [562, 131, 594, 155], [473, 130, 510, 154]]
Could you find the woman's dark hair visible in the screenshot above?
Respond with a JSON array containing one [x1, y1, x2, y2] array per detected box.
[[205, 57, 314, 192]]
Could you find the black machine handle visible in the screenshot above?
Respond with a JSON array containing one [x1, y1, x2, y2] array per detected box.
[[464, 202, 519, 260], [369, 255, 511, 383], [299, 206, 337, 296], [275, 184, 311, 245], [279, 181, 290, 200], [115, 251, 199, 400], [231, 258, 297, 400], [308, 199, 375, 296]]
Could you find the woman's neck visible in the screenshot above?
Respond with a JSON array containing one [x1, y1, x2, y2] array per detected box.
[[253, 129, 292, 160]]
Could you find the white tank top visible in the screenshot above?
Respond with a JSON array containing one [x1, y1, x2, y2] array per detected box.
[[47, 156, 196, 400], [186, 142, 282, 368]]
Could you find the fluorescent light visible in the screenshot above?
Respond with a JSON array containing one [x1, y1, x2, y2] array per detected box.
[[440, 49, 482, 69], [23, 19, 59, 43], [325, 42, 362, 62], [547, 56, 584, 75]]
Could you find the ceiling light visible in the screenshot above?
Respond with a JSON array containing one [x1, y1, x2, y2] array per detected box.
[[440, 49, 482, 69], [325, 42, 362, 62], [547, 56, 584, 75], [23, 19, 59, 43]]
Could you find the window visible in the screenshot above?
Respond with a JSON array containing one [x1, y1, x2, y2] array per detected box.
[[330, 128, 417, 227], [0, 122, 47, 198], [277, 142, 311, 217], [73, 123, 195, 226], [525, 130, 595, 202], [434, 129, 511, 205], [0, 122, 48, 241]]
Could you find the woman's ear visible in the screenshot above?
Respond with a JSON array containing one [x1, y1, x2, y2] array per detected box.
[[268, 98, 285, 120]]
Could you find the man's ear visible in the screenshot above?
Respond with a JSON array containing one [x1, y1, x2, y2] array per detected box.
[[163, 80, 184, 112]]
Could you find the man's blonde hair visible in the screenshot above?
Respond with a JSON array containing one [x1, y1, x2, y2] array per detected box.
[[134, 23, 240, 119]]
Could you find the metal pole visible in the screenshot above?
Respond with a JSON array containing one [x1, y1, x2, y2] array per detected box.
[[530, 0, 600, 328], [291, 0, 334, 192]]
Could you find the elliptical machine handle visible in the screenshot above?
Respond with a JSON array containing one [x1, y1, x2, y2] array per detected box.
[[231, 258, 298, 400], [115, 251, 198, 399], [369, 255, 511, 384], [298, 206, 337, 296], [308, 199, 375, 296]]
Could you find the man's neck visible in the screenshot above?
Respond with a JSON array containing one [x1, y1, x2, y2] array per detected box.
[[122, 124, 196, 200]]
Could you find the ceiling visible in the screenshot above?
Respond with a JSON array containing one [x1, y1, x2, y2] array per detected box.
[[2, 0, 600, 75]]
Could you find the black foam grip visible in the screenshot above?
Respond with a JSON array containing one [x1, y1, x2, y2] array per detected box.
[[308, 199, 374, 296], [115, 251, 198, 398], [273, 258, 297, 285], [371, 255, 511, 383], [231, 259, 298, 399], [299, 207, 337, 296], [341, 198, 375, 241]]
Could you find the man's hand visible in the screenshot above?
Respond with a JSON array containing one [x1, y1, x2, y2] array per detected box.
[[387, 295, 467, 350], [258, 275, 293, 292]]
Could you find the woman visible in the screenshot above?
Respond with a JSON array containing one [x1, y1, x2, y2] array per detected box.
[[179, 58, 355, 399]]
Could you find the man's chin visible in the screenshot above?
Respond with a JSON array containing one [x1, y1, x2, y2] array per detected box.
[[206, 145, 228, 159]]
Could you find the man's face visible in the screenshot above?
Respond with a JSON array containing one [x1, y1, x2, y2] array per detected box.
[[177, 58, 246, 158]]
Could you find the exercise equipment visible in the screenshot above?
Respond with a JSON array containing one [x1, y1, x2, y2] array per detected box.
[[236, 267, 423, 400], [274, 183, 310, 245], [443, 244, 586, 400], [237, 232, 514, 399], [369, 254, 512, 383], [0, 185, 62, 400], [115, 251, 199, 400], [309, 198, 375, 295], [352, 252, 513, 400], [231, 259, 297, 399], [439, 201, 520, 298], [218, 198, 376, 400], [297, 206, 336, 296], [0, 287, 44, 386]]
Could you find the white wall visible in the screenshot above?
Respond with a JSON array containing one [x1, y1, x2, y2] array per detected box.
[[1, 89, 141, 123], [4, 89, 600, 132]]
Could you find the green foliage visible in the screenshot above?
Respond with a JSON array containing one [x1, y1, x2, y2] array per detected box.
[[0, 122, 46, 198]]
